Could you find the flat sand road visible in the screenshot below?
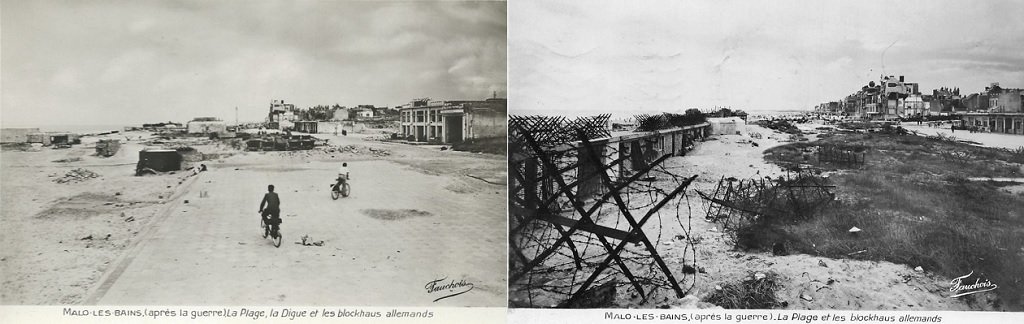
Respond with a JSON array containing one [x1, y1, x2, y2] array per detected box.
[[88, 158, 505, 306]]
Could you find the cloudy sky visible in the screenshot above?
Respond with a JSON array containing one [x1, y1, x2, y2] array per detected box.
[[510, 0, 1024, 116], [1, 0, 506, 127]]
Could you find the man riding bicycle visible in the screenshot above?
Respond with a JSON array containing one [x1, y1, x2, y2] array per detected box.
[[259, 184, 281, 236], [332, 162, 350, 193]]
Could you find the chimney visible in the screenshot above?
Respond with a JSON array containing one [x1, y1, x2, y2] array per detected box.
[[899, 76, 904, 82]]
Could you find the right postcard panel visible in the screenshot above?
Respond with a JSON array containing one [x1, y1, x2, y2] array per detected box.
[[507, 0, 1024, 322]]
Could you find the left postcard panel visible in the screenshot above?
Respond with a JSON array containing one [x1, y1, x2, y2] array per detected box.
[[0, 0, 507, 313]]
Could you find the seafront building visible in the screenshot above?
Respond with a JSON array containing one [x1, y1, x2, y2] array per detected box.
[[961, 83, 1024, 134], [961, 112, 1024, 134], [398, 94, 507, 144]]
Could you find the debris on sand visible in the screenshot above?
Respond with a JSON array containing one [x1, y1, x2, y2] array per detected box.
[[326, 145, 391, 157], [847, 249, 867, 256], [361, 208, 432, 221], [297, 234, 324, 247], [705, 271, 786, 309], [669, 294, 723, 309], [53, 157, 83, 163], [1, 143, 34, 151], [757, 120, 802, 134], [682, 265, 697, 274], [53, 168, 100, 184]]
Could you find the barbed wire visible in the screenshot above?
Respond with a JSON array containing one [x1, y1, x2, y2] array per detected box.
[[510, 137, 700, 308]]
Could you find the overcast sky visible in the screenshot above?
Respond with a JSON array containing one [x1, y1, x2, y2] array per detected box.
[[510, 0, 1024, 116], [1, 0, 506, 127]]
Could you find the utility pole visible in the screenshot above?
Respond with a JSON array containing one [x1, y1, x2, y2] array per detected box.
[[235, 106, 238, 126]]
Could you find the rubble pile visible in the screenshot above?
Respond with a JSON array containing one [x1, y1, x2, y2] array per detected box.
[[276, 144, 393, 159], [53, 168, 101, 184], [327, 145, 391, 157], [757, 120, 802, 134]]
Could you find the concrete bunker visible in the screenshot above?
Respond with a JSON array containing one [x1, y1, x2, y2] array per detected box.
[[136, 149, 182, 175]]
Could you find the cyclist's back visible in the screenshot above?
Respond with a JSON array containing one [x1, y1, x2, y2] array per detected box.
[[262, 192, 280, 212], [260, 185, 281, 222]]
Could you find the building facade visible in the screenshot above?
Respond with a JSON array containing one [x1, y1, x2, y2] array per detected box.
[[267, 99, 297, 129], [399, 96, 507, 144], [992, 89, 1023, 113], [903, 94, 926, 116], [187, 117, 227, 134], [962, 113, 1024, 134]]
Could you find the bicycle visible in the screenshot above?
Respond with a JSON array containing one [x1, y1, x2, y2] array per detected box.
[[330, 177, 351, 200], [260, 212, 283, 248]]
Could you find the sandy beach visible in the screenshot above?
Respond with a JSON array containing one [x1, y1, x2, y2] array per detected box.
[[1, 129, 507, 306], [641, 123, 996, 311]]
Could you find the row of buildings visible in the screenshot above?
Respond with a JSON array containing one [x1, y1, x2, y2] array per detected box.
[[266, 100, 400, 129], [263, 94, 507, 144], [816, 78, 1024, 134]]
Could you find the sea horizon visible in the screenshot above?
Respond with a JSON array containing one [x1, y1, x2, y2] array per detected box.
[[0, 123, 132, 134], [1, 120, 260, 134]]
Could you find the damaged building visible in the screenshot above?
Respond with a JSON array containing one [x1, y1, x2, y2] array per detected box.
[[398, 94, 507, 144], [267, 99, 298, 130]]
